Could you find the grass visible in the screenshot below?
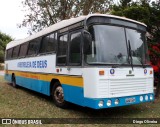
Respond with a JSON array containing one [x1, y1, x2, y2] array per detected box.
[[0, 76, 160, 126]]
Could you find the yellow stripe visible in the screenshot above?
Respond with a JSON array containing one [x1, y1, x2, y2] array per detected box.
[[7, 70, 83, 87]]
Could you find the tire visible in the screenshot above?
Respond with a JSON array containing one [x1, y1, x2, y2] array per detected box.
[[51, 82, 68, 108], [12, 75, 17, 88]]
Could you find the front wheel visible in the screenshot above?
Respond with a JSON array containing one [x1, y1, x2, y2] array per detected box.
[[51, 82, 68, 108]]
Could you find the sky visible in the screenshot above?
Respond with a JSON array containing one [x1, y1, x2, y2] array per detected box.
[[0, 0, 28, 40]]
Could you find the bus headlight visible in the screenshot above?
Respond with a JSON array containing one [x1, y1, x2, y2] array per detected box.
[[115, 99, 119, 105], [140, 96, 143, 102], [150, 94, 153, 100], [107, 100, 112, 106], [145, 95, 148, 101], [98, 100, 104, 107]]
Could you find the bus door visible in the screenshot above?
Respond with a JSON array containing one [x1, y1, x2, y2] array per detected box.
[[57, 30, 82, 76]]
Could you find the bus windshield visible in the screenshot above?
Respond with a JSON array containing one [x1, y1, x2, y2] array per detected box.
[[85, 25, 150, 66]]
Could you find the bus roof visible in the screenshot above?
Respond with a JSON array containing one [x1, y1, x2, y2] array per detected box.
[[6, 14, 146, 50]]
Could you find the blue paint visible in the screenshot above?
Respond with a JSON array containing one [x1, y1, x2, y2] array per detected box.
[[62, 84, 84, 106], [16, 76, 50, 95], [5, 74, 50, 96], [5, 74, 154, 109]]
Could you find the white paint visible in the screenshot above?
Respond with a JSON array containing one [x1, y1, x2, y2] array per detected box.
[[83, 67, 153, 98]]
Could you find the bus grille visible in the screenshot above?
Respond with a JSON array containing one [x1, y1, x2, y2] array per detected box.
[[109, 78, 149, 97], [98, 78, 153, 98]]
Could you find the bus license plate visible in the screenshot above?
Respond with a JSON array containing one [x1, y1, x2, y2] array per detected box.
[[125, 97, 136, 104]]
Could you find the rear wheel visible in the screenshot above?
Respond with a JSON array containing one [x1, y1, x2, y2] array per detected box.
[[51, 82, 68, 108]]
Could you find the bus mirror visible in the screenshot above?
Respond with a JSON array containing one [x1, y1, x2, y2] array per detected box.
[[83, 30, 92, 54]]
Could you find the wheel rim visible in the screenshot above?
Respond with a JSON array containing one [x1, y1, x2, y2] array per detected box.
[[54, 86, 64, 104]]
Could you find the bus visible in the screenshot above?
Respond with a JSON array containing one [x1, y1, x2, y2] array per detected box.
[[5, 14, 154, 109]]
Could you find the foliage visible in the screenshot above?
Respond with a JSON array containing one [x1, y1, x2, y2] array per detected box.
[[19, 0, 113, 34], [0, 32, 13, 62]]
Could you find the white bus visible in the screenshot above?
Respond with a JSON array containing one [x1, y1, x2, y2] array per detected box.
[[5, 14, 154, 109]]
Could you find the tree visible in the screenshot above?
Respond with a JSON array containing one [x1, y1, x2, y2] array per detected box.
[[19, 0, 113, 34], [0, 32, 13, 62]]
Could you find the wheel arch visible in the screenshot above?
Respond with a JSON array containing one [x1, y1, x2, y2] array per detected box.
[[50, 78, 60, 95]]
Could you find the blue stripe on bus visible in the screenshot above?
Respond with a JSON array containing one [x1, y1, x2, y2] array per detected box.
[[5, 74, 154, 109], [5, 74, 50, 95], [16, 76, 50, 96]]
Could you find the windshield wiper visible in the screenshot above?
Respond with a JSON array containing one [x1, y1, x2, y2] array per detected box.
[[128, 40, 134, 71], [137, 57, 146, 68]]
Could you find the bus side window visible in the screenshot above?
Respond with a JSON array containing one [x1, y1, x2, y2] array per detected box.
[[39, 33, 56, 54], [46, 33, 56, 52], [69, 32, 81, 65], [27, 38, 41, 56], [57, 34, 68, 65], [6, 48, 13, 60], [39, 35, 49, 53], [19, 42, 29, 57], [12, 45, 20, 58]]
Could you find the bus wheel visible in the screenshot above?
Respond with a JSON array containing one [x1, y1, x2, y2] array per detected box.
[[12, 75, 17, 88], [51, 82, 68, 108]]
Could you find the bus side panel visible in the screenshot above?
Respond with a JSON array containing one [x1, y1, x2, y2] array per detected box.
[[62, 84, 84, 106], [61, 84, 107, 109], [16, 76, 50, 96], [5, 70, 50, 96]]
